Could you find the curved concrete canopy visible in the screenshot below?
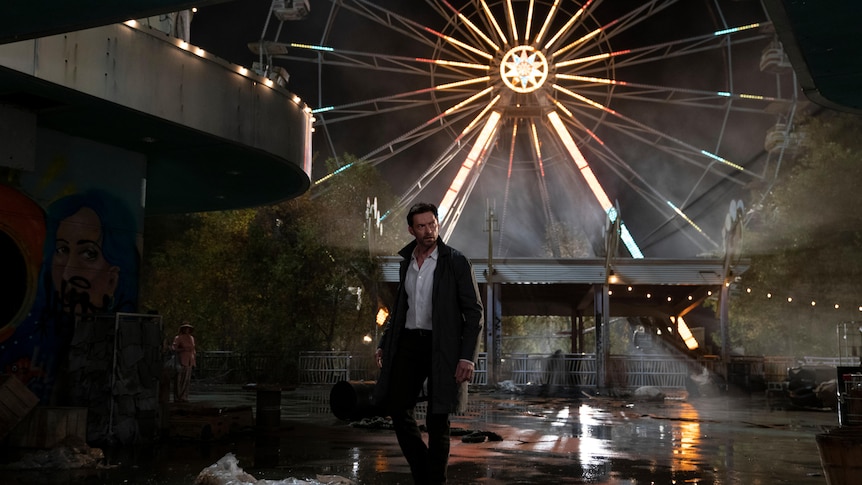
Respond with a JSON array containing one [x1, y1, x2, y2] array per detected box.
[[764, 0, 862, 114], [0, 22, 311, 214], [0, 1, 227, 44]]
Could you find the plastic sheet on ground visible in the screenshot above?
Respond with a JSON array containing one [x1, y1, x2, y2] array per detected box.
[[195, 453, 355, 485]]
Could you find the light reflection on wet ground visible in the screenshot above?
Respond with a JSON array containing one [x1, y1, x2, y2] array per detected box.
[[3, 384, 836, 484]]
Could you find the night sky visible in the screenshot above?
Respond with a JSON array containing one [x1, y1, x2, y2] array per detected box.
[[188, 1, 798, 259]]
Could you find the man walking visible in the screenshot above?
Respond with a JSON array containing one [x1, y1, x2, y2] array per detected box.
[[374, 202, 484, 485]]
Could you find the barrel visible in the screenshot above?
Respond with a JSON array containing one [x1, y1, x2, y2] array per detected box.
[[255, 386, 282, 429], [329, 381, 382, 421], [816, 427, 862, 485]]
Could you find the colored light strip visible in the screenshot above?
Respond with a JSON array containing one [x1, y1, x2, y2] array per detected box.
[[547, 111, 644, 258], [700, 150, 745, 172], [289, 42, 334, 52], [439, 111, 502, 223], [714, 23, 761, 36], [666, 200, 715, 245]]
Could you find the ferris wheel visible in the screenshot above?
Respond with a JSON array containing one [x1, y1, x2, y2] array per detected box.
[[254, 0, 799, 258]]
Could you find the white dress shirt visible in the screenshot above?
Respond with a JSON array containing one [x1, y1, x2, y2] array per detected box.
[[405, 246, 438, 331]]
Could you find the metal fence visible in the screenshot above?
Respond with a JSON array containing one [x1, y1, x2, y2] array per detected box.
[[198, 350, 859, 391], [297, 351, 688, 390], [196, 351, 292, 383]]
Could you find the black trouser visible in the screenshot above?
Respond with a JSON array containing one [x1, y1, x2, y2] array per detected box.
[[388, 329, 450, 485]]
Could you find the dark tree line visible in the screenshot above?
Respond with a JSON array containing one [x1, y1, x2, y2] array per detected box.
[[140, 156, 403, 380], [729, 111, 862, 356]]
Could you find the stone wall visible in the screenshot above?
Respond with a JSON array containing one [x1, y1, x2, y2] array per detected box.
[[67, 313, 163, 444]]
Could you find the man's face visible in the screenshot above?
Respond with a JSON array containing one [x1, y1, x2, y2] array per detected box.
[[52, 207, 119, 313], [408, 211, 439, 251]]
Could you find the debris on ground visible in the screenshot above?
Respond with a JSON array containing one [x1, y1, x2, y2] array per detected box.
[[496, 380, 524, 393], [349, 416, 393, 429], [195, 452, 356, 485], [451, 427, 504, 443], [0, 436, 106, 470]]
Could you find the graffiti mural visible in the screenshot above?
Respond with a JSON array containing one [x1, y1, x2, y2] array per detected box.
[[1, 131, 144, 403], [1, 187, 141, 402]]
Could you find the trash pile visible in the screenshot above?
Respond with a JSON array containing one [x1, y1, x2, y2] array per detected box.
[[0, 436, 106, 470], [195, 453, 355, 485]]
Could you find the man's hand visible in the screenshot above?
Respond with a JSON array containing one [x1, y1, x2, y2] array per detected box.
[[455, 360, 474, 384], [375, 348, 383, 368]]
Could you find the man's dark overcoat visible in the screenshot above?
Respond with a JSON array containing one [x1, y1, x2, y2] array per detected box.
[[374, 237, 484, 414]]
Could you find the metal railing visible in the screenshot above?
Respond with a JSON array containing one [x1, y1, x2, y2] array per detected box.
[[198, 350, 856, 391], [297, 351, 687, 389]]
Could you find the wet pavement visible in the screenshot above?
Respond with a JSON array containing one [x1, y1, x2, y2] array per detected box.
[[2, 383, 838, 484]]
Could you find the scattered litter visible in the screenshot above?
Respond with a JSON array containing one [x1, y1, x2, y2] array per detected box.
[[349, 416, 393, 430], [633, 386, 666, 402], [0, 436, 107, 470], [451, 428, 504, 443], [194, 453, 356, 485], [497, 380, 523, 393]]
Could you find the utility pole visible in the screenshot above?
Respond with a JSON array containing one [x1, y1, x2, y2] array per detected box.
[[598, 204, 620, 391], [484, 201, 500, 386], [720, 200, 744, 388]]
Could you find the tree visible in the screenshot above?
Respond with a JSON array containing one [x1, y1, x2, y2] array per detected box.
[[140, 155, 401, 381], [730, 112, 862, 356]]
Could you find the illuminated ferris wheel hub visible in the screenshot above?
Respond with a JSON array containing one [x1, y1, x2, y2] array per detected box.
[[499, 45, 549, 94]]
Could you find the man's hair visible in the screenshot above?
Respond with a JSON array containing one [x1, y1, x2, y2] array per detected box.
[[407, 202, 439, 226]]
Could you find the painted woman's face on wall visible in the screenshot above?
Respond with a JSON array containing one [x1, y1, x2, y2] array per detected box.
[[51, 207, 119, 313]]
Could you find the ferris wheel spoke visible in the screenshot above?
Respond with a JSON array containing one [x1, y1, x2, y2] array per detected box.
[[272, 46, 489, 80], [317, 107, 481, 186], [389, 126, 487, 220], [551, 0, 680, 60], [553, 84, 761, 183], [322, 0, 467, 58], [312, 79, 489, 126], [435, 0, 501, 53], [551, 112, 720, 250], [363, 106, 484, 166], [541, 0, 599, 50], [368, 93, 504, 191], [555, 73, 794, 114], [528, 119, 557, 243], [553, 99, 752, 247]]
